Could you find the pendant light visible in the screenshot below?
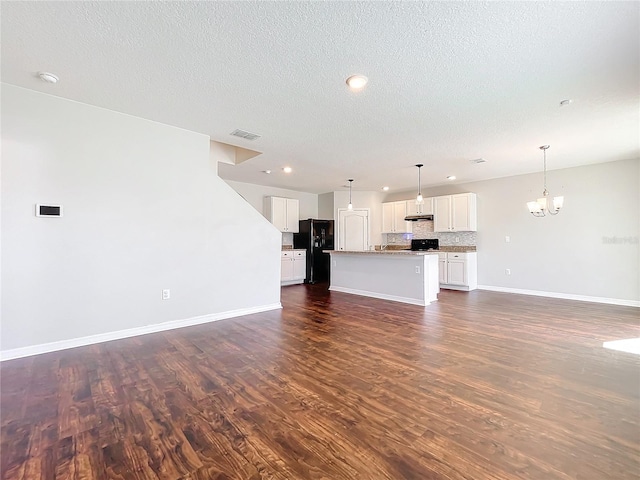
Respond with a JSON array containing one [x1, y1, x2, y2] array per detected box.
[[526, 145, 564, 217], [415, 164, 424, 205], [347, 179, 354, 210]]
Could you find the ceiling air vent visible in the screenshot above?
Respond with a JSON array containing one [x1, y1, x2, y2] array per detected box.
[[470, 158, 487, 164], [230, 129, 261, 141]]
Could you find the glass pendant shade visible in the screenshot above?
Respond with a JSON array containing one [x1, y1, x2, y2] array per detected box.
[[527, 201, 542, 214], [347, 179, 354, 210], [526, 145, 564, 217], [415, 164, 424, 205], [553, 196, 564, 210], [537, 196, 548, 210]]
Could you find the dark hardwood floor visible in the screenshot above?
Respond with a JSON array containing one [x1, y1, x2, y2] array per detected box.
[[1, 285, 639, 479]]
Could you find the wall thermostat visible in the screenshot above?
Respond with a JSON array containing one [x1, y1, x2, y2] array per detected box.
[[36, 204, 63, 217]]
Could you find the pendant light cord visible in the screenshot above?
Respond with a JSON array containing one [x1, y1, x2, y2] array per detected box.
[[543, 148, 547, 194]]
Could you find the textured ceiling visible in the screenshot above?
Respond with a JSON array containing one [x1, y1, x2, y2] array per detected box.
[[2, 1, 639, 194]]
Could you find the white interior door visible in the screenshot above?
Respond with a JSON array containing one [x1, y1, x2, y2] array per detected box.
[[337, 208, 370, 251]]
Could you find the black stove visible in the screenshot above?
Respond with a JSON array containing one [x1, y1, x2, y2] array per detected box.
[[410, 239, 439, 251]]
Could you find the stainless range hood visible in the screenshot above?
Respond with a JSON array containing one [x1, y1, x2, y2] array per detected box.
[[404, 214, 434, 221]]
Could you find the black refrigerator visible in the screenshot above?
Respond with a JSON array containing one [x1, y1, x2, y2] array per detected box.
[[293, 219, 334, 284]]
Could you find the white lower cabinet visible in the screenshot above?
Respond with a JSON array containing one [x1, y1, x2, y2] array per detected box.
[[438, 252, 477, 291], [281, 250, 306, 285], [293, 250, 306, 280], [438, 253, 447, 284]]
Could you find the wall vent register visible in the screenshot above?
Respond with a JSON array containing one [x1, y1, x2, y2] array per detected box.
[[35, 204, 63, 217]]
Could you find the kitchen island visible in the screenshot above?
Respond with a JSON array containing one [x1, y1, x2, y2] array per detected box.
[[328, 250, 439, 306]]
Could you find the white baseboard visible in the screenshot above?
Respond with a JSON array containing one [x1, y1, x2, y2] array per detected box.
[[330, 286, 428, 306], [440, 284, 474, 292], [0, 303, 282, 362], [477, 285, 640, 307]]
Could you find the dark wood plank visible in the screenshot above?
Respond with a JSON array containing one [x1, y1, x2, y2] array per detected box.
[[1, 286, 639, 479]]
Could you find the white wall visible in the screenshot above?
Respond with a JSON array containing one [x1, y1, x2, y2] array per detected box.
[[1, 85, 282, 355], [318, 192, 334, 220], [225, 180, 318, 220], [385, 159, 640, 303]]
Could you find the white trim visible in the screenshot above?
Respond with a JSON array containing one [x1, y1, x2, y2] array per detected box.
[[440, 284, 474, 292], [0, 303, 282, 362], [330, 285, 429, 306], [477, 285, 640, 307]]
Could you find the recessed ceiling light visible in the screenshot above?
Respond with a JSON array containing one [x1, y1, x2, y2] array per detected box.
[[560, 99, 573, 107], [346, 75, 368, 90], [263, 170, 271, 174], [38, 72, 59, 84], [283, 166, 292, 173], [447, 175, 456, 180], [382, 186, 390, 191]]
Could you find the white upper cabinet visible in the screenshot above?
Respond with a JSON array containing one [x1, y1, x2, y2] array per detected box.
[[434, 196, 451, 232], [265, 196, 299, 232], [406, 197, 434, 216], [381, 201, 412, 233], [451, 193, 475, 231], [434, 193, 477, 232]]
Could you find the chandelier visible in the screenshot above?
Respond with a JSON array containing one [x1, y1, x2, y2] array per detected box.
[[527, 145, 564, 217], [415, 164, 424, 205]]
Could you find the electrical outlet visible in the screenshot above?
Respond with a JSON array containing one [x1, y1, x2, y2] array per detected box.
[[505, 235, 511, 243], [455, 236, 460, 243], [162, 289, 170, 300], [415, 266, 420, 274], [505, 269, 511, 275]]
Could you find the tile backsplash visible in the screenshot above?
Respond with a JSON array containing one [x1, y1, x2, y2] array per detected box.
[[385, 220, 476, 247], [282, 232, 294, 247], [281, 220, 475, 249]]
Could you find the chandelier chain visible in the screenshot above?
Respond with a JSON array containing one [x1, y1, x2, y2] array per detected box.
[[543, 147, 547, 195]]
